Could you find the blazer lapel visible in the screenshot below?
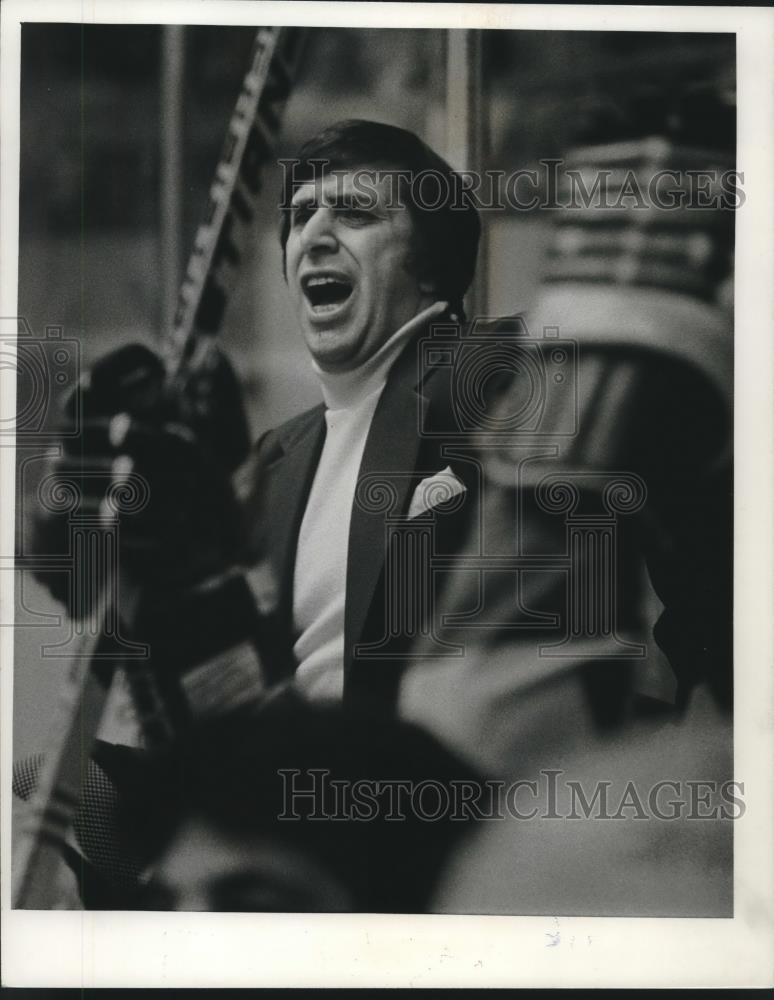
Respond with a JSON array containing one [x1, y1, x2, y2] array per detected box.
[[258, 405, 326, 649], [344, 342, 441, 679]]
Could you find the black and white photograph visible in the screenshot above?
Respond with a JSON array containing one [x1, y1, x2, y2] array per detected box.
[[1, 0, 772, 989]]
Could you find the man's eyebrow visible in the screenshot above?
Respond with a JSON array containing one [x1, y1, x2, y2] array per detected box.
[[289, 190, 317, 209], [324, 188, 386, 215], [289, 187, 381, 211]]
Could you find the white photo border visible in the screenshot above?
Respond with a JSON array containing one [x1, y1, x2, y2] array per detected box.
[[2, 0, 772, 988]]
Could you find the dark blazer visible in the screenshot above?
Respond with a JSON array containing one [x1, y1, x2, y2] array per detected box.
[[237, 318, 475, 712]]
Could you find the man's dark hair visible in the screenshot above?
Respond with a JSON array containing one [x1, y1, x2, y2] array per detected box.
[[117, 699, 484, 913], [279, 119, 481, 318]]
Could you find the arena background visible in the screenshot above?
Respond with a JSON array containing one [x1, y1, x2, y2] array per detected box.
[[13, 24, 734, 762]]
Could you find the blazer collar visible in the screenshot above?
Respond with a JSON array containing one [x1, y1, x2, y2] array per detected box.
[[262, 404, 326, 635], [343, 307, 457, 674]]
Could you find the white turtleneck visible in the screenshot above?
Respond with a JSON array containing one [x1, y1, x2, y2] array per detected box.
[[292, 301, 447, 701]]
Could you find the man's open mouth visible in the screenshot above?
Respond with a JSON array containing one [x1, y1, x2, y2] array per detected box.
[[301, 273, 354, 315]]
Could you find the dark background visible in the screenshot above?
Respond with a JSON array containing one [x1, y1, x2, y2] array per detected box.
[[14, 24, 735, 757], [18, 25, 735, 433]]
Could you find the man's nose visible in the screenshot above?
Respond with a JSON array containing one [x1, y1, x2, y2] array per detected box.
[[299, 206, 337, 254]]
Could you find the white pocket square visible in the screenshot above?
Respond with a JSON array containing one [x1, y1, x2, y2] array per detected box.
[[408, 466, 467, 518]]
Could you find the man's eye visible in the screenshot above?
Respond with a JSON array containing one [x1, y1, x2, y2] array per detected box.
[[337, 206, 374, 224], [291, 204, 316, 227]]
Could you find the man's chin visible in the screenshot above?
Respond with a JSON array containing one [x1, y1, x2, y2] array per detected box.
[[306, 331, 363, 373]]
